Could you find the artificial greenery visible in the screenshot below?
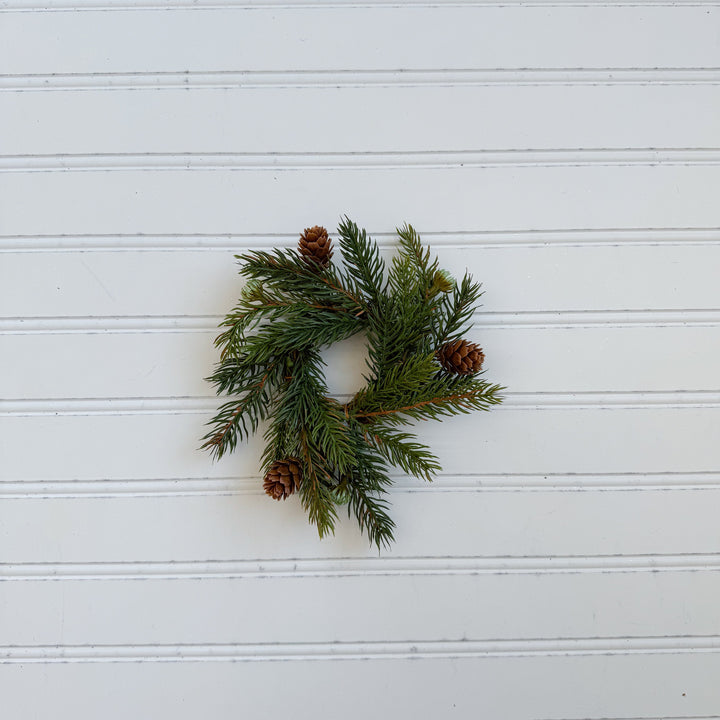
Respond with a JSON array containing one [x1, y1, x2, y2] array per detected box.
[[202, 218, 503, 548]]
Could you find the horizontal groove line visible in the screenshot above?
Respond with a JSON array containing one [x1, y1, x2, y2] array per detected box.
[[2, 227, 719, 251], [0, 315, 222, 333], [2, 636, 720, 663], [3, 553, 720, 580], [472, 309, 720, 329], [3, 472, 720, 497], [1, 1, 717, 12], [3, 67, 720, 89], [2, 391, 719, 416], [1, 148, 718, 172], [4, 309, 720, 334]]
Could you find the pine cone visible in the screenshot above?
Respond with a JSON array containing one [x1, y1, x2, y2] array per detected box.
[[299, 226, 333, 268], [263, 459, 302, 501], [437, 339, 485, 375]]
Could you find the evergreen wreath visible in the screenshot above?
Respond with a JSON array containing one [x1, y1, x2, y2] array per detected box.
[[202, 218, 503, 548]]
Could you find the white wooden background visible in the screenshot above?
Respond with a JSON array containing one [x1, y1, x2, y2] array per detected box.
[[2, 2, 720, 718]]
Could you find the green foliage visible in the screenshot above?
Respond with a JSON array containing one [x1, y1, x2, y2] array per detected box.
[[337, 216, 386, 301], [203, 219, 504, 548]]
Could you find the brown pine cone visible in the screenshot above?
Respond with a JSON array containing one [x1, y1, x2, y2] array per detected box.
[[437, 339, 485, 375], [299, 226, 333, 268], [263, 459, 302, 501]]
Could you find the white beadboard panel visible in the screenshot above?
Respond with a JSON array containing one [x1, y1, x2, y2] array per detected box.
[[3, 244, 720, 318], [0, 250, 243, 318], [1, 653, 719, 719], [1, 407, 719, 481], [2, 488, 720, 563], [3, 325, 720, 400], [2, 165, 719, 237], [2, 570, 720, 646], [4, 83, 720, 155], [3, 3, 718, 715], [3, 6, 718, 75]]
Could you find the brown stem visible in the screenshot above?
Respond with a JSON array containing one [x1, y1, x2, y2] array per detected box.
[[263, 255, 363, 307], [203, 364, 275, 450], [352, 390, 480, 420], [317, 275, 365, 310]]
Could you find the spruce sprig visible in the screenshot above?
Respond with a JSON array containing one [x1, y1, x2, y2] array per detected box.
[[337, 216, 387, 301], [342, 424, 396, 549], [203, 219, 503, 548], [363, 424, 442, 482]]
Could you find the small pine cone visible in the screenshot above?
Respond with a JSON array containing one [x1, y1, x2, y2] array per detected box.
[[299, 226, 333, 268], [437, 339, 485, 375], [263, 459, 302, 501]]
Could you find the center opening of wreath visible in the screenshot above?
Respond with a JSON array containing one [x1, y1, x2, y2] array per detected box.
[[320, 332, 371, 402]]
